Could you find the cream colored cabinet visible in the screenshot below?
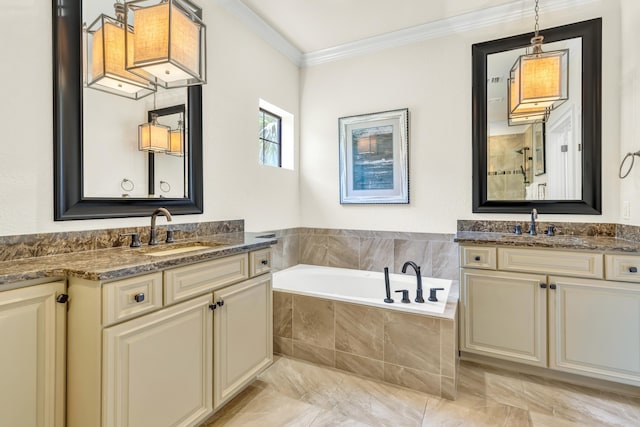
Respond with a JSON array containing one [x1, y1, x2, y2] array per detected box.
[[0, 281, 66, 427], [103, 294, 213, 427], [460, 269, 547, 367], [549, 276, 640, 386], [213, 274, 273, 409], [460, 245, 640, 387]]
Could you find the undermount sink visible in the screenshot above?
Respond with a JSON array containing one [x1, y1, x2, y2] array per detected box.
[[141, 242, 224, 257]]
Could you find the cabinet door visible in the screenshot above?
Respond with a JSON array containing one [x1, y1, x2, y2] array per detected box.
[[460, 269, 547, 366], [0, 281, 66, 427], [213, 275, 273, 409], [103, 294, 213, 427], [549, 276, 640, 386]]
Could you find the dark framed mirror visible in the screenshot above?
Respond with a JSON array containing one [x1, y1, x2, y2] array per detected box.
[[53, 0, 203, 220], [472, 18, 601, 214]]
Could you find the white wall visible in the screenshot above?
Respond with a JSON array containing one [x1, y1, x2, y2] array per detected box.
[[0, 1, 300, 236], [619, 0, 640, 225], [299, 0, 621, 233]]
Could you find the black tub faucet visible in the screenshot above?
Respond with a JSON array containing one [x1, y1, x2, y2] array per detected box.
[[383, 267, 394, 303], [401, 261, 424, 303]]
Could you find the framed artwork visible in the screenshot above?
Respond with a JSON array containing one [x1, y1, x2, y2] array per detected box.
[[339, 108, 409, 204], [533, 122, 546, 176]]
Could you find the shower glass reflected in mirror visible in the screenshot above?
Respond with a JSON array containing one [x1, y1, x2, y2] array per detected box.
[[486, 38, 582, 202]]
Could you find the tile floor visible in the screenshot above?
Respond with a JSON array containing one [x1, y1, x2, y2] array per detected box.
[[201, 356, 640, 426]]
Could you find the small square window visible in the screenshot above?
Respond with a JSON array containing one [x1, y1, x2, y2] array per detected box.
[[258, 109, 282, 167]]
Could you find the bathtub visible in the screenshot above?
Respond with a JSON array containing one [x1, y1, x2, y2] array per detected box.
[[272, 264, 458, 399], [272, 264, 452, 316]]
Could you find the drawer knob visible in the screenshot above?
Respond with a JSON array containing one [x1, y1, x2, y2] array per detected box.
[[261, 259, 269, 266], [473, 256, 481, 261], [134, 293, 145, 303], [630, 267, 638, 273], [540, 283, 547, 289]]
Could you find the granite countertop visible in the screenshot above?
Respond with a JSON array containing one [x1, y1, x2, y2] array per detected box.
[[454, 231, 640, 253], [0, 232, 277, 287]]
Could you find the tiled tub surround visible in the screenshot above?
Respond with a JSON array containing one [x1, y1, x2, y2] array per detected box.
[[272, 269, 459, 400], [268, 227, 459, 281]]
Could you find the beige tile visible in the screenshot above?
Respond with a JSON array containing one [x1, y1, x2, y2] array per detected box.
[[258, 357, 343, 401], [293, 341, 335, 368], [273, 336, 293, 356], [292, 294, 334, 348], [273, 291, 292, 338], [335, 351, 384, 382], [384, 311, 441, 373], [458, 361, 527, 410], [431, 241, 459, 280], [308, 408, 373, 426], [300, 235, 328, 265], [441, 376, 457, 401], [394, 239, 433, 276], [384, 363, 441, 396], [335, 301, 383, 360], [359, 238, 394, 272], [440, 318, 456, 378], [272, 234, 300, 270], [529, 411, 581, 427], [332, 374, 428, 427], [327, 236, 360, 269]]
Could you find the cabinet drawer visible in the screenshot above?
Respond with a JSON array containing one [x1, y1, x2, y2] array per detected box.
[[605, 254, 640, 283], [460, 246, 497, 269], [164, 253, 249, 305], [498, 248, 603, 279], [250, 248, 272, 277], [102, 272, 163, 326]]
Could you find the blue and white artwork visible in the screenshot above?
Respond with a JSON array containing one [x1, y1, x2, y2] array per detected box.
[[351, 125, 394, 191]]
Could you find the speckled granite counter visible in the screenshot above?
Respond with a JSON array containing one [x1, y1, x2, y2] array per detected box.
[[0, 232, 277, 287], [454, 231, 640, 253]]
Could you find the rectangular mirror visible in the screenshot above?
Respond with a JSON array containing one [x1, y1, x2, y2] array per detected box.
[[472, 18, 601, 214]]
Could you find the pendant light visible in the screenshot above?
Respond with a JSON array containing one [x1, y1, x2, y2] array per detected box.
[[507, 78, 550, 126], [84, 2, 156, 99], [139, 94, 170, 152], [124, 0, 206, 88], [508, 0, 568, 124], [168, 115, 185, 156]]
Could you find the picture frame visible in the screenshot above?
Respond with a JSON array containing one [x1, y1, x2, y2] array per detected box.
[[533, 122, 546, 176], [339, 108, 409, 204]]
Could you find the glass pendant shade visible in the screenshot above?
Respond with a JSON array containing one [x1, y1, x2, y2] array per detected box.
[[125, 0, 206, 88], [168, 123, 184, 156], [509, 47, 569, 116], [139, 114, 170, 152], [507, 77, 550, 126], [85, 14, 155, 99]]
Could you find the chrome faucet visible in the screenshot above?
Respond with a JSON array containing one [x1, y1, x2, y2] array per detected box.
[[529, 208, 538, 236], [149, 207, 172, 245], [401, 261, 424, 303]]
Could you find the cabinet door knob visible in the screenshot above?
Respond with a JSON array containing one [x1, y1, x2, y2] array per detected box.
[[209, 304, 217, 311], [56, 294, 69, 304], [217, 299, 225, 307], [540, 283, 547, 289], [630, 267, 638, 273], [549, 284, 557, 290], [474, 256, 481, 261], [261, 259, 269, 265], [134, 293, 145, 303]]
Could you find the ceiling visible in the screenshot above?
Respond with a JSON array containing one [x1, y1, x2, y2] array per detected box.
[[239, 0, 520, 53]]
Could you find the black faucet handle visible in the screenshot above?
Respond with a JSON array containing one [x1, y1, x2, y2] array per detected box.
[[120, 232, 141, 248], [428, 288, 445, 302], [395, 289, 410, 303]]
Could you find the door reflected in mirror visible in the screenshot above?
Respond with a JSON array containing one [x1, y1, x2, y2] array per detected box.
[[486, 38, 582, 202]]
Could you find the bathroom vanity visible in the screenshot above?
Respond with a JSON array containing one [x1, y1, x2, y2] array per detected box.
[[457, 232, 640, 389], [0, 230, 275, 427]]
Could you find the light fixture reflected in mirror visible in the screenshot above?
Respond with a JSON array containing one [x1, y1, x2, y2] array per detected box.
[[168, 115, 184, 156], [84, 2, 156, 99], [507, 0, 568, 126], [125, 0, 207, 88], [139, 113, 170, 151]]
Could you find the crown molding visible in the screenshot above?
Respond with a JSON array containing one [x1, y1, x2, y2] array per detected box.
[[214, 0, 304, 66], [219, 0, 597, 68]]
